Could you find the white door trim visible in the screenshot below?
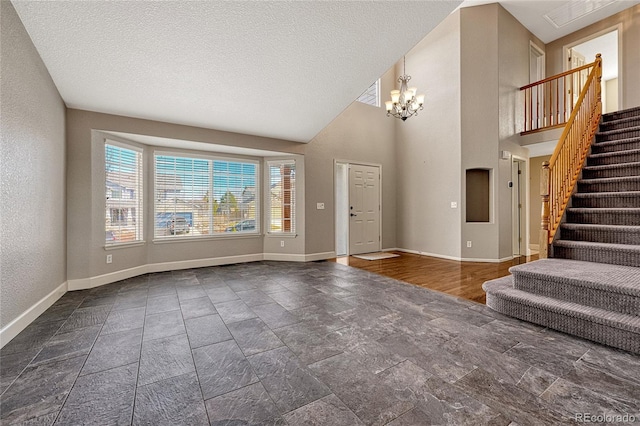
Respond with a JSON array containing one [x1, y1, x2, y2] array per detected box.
[[334, 160, 382, 256]]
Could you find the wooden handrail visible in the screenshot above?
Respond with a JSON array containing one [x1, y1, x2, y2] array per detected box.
[[519, 61, 597, 90], [539, 54, 602, 258], [520, 58, 599, 134]]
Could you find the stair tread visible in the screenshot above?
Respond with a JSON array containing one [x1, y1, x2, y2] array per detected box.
[[600, 116, 640, 127], [560, 223, 640, 231], [596, 124, 640, 136], [578, 175, 640, 183], [589, 148, 640, 158], [567, 207, 640, 212], [573, 191, 640, 198], [508, 259, 640, 295], [603, 106, 640, 119], [583, 161, 640, 171], [593, 136, 640, 146], [554, 239, 640, 252], [483, 277, 640, 330]]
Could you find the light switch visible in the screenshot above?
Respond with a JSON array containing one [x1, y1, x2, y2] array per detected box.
[[317, 203, 325, 210], [451, 202, 458, 209]]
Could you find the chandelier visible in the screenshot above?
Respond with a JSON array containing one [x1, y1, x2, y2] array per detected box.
[[385, 57, 425, 121]]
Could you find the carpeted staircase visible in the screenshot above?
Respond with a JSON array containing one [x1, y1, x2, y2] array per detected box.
[[484, 106, 640, 354]]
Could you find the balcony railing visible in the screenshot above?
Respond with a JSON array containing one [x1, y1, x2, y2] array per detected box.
[[520, 57, 599, 134]]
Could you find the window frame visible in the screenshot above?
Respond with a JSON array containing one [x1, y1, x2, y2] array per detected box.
[[266, 159, 296, 236], [356, 79, 380, 107], [105, 140, 144, 247], [153, 150, 260, 241]]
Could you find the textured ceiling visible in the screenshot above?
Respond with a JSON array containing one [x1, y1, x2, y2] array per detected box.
[[480, 0, 640, 43], [11, 1, 462, 143]]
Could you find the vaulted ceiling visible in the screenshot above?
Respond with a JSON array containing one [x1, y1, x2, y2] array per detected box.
[[12, 1, 639, 143]]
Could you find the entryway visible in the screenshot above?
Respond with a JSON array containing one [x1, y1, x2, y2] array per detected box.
[[565, 27, 620, 113], [335, 161, 381, 256], [512, 156, 527, 257]]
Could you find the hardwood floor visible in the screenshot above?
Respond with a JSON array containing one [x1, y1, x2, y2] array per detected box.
[[332, 251, 539, 303]]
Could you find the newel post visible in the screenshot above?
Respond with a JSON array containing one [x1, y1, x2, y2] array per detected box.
[[540, 161, 550, 259]]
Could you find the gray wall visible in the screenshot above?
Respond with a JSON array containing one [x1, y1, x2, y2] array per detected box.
[[546, 4, 640, 110], [396, 11, 462, 258], [1, 2, 67, 328]]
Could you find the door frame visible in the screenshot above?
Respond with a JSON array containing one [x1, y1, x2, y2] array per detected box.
[[334, 159, 382, 256], [511, 155, 529, 257], [562, 24, 622, 110]]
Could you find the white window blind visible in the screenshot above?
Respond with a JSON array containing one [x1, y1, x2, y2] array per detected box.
[[154, 153, 259, 238], [356, 79, 380, 107], [268, 160, 295, 234], [105, 143, 143, 244]]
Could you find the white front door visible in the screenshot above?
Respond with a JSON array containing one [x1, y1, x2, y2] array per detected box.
[[349, 164, 380, 255]]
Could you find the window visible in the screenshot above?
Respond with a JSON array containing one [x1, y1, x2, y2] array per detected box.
[[268, 160, 295, 234], [154, 153, 259, 238], [105, 143, 143, 244], [356, 79, 380, 107]]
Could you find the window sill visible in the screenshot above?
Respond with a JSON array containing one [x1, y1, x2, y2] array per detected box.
[[152, 233, 262, 244], [105, 241, 145, 250], [265, 233, 297, 238]]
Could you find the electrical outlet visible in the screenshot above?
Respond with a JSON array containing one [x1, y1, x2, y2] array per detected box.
[[106, 254, 113, 264], [317, 203, 325, 210], [466, 241, 472, 248], [280, 240, 285, 247], [451, 202, 457, 209]]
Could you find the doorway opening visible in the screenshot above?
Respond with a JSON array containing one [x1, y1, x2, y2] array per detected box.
[[335, 161, 381, 256], [564, 27, 620, 113], [512, 157, 528, 257]]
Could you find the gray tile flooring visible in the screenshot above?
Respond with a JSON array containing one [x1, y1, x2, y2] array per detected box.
[[1, 261, 640, 425]]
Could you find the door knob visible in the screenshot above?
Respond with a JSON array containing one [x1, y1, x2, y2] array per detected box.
[[350, 213, 356, 217]]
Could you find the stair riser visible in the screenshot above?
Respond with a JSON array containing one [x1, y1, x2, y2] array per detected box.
[[588, 152, 640, 166], [599, 118, 640, 131], [485, 293, 640, 354], [603, 109, 640, 122], [597, 129, 640, 142], [572, 196, 640, 208], [512, 273, 640, 316], [583, 165, 640, 179], [566, 211, 640, 226], [559, 228, 640, 245], [578, 179, 640, 192], [553, 245, 640, 267], [592, 140, 640, 154]]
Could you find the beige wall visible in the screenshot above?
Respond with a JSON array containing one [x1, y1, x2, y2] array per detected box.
[[460, 5, 500, 259], [529, 155, 551, 247], [396, 11, 462, 258], [1, 2, 67, 328], [66, 110, 307, 281], [66, 67, 397, 281], [305, 68, 397, 254], [546, 5, 640, 110]]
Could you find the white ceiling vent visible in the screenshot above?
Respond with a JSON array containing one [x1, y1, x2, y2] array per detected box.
[[543, 0, 618, 28]]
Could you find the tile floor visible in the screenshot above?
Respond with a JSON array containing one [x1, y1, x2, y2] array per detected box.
[[1, 261, 639, 425]]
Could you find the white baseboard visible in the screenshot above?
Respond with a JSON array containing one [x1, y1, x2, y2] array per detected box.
[[304, 251, 336, 262], [69, 254, 264, 291], [396, 248, 513, 263], [68, 252, 336, 291], [147, 254, 264, 273], [0, 281, 67, 348], [382, 247, 399, 252], [263, 253, 307, 262]]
